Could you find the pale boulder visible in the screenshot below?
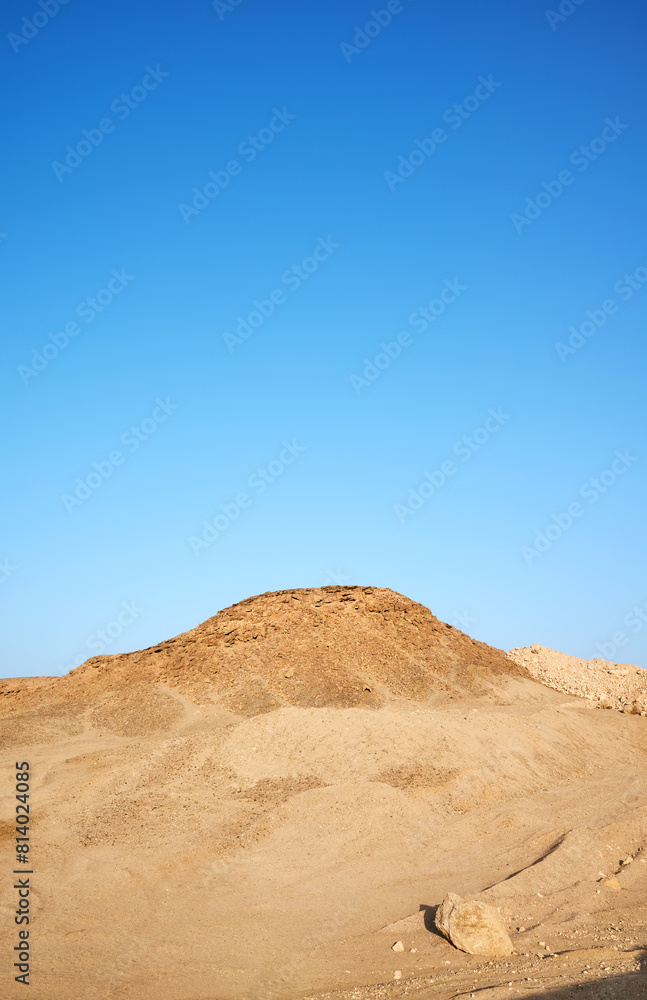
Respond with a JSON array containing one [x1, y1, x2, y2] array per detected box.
[[434, 893, 514, 956], [435, 892, 462, 939]]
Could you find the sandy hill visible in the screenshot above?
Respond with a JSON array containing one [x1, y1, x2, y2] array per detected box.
[[1, 589, 646, 1000]]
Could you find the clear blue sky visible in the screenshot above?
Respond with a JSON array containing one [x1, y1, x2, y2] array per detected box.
[[2, 0, 646, 677]]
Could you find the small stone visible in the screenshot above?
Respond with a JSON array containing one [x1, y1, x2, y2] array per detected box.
[[284, 667, 295, 678], [410, 947, 417, 953], [393, 970, 401, 980], [621, 857, 632, 866], [599, 876, 622, 891], [391, 940, 404, 952]]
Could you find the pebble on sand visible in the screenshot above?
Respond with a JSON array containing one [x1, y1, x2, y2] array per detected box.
[[599, 876, 622, 890]]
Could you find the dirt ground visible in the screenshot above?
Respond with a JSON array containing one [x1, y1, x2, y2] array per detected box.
[[1, 587, 645, 999]]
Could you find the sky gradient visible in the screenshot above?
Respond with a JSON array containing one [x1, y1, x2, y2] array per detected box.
[[2, 0, 646, 677]]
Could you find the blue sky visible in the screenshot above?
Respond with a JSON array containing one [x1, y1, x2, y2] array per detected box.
[[2, 0, 646, 677]]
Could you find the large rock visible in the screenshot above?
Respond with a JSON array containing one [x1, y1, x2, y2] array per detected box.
[[434, 893, 513, 956], [435, 892, 462, 938]]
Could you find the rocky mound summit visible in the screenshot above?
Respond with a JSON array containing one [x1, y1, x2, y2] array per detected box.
[[72, 586, 529, 712], [0, 588, 529, 739]]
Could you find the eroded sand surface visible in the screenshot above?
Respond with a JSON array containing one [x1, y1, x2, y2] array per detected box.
[[0, 587, 645, 999]]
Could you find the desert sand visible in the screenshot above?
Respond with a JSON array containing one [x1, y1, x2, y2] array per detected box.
[[1, 586, 646, 999]]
